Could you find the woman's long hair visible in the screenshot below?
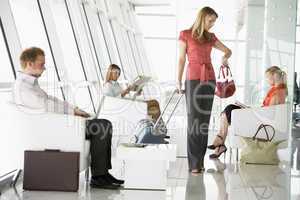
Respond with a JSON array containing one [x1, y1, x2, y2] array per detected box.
[[265, 66, 287, 87], [105, 64, 121, 83], [191, 7, 218, 42], [265, 66, 288, 95]]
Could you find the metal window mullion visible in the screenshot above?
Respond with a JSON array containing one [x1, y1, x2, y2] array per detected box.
[[119, 26, 134, 77], [126, 30, 139, 75], [132, 33, 145, 74], [96, 12, 112, 63], [81, 2, 104, 80], [128, 10, 146, 74], [36, 0, 65, 100], [65, 0, 96, 113], [109, 20, 127, 80], [0, 17, 16, 79], [135, 35, 151, 75]]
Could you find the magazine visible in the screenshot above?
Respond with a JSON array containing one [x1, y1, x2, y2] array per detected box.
[[130, 75, 152, 91]]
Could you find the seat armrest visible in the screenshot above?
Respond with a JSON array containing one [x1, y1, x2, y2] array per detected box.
[[229, 104, 291, 149], [0, 102, 88, 171]]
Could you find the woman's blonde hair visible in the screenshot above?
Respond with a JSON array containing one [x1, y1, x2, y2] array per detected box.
[[265, 66, 287, 88], [191, 7, 218, 42], [105, 64, 121, 82]]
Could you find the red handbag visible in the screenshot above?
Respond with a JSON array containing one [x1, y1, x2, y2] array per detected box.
[[215, 65, 236, 98]]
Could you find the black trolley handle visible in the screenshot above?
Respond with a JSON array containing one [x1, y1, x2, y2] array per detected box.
[[153, 89, 184, 130]]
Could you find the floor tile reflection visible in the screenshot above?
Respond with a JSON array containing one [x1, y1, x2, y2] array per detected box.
[[1, 155, 297, 200]]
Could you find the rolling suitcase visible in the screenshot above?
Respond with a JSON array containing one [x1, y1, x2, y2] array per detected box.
[[134, 89, 184, 144]]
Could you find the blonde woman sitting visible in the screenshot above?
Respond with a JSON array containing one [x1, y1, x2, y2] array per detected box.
[[208, 66, 288, 159]]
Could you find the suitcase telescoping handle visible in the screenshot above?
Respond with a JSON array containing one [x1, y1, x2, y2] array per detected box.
[[153, 89, 184, 130]]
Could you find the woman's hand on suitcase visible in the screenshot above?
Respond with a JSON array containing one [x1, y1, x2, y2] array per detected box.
[[176, 82, 185, 94]]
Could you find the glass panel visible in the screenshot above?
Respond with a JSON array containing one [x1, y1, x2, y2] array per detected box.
[[119, 4, 131, 27], [144, 39, 176, 81], [122, 28, 139, 77], [297, 1, 300, 24], [111, 22, 137, 80], [73, 86, 94, 113], [83, 4, 111, 73], [98, 14, 124, 80], [297, 26, 300, 42], [136, 16, 176, 38], [9, 0, 58, 83], [9, 0, 64, 99], [296, 44, 300, 76], [0, 21, 14, 82], [128, 32, 143, 74], [47, 0, 86, 82], [135, 5, 175, 15], [135, 36, 152, 76]]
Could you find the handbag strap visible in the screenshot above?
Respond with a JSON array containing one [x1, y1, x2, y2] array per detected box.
[[251, 186, 273, 199], [218, 65, 233, 79], [252, 124, 275, 141], [218, 65, 226, 79]]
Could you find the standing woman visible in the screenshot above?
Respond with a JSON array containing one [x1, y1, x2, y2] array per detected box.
[[177, 7, 232, 173]]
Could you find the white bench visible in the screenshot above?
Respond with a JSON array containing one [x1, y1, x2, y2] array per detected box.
[[0, 95, 147, 182]]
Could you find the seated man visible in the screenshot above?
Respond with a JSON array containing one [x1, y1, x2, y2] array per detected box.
[[12, 47, 124, 189]]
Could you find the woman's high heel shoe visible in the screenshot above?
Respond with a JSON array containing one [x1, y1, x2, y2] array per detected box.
[[207, 135, 224, 150], [209, 145, 227, 159]]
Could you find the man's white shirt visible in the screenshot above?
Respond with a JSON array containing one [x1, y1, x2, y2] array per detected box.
[[12, 72, 75, 115]]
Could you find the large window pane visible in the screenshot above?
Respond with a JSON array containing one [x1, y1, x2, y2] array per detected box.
[[144, 39, 176, 81], [121, 28, 139, 78], [128, 32, 144, 74], [112, 22, 137, 79], [135, 5, 175, 15], [98, 14, 124, 80], [137, 16, 176, 38], [74, 86, 94, 113], [47, 0, 86, 82], [9, 0, 58, 83], [48, 0, 95, 111], [295, 44, 300, 76], [135, 36, 152, 76], [83, 3, 111, 74], [297, 26, 300, 42], [0, 20, 14, 82]]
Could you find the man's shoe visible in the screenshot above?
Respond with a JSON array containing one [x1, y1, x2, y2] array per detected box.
[[105, 173, 125, 185], [90, 177, 120, 189]]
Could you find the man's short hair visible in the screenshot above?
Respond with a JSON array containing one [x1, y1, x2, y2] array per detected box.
[[20, 47, 45, 69]]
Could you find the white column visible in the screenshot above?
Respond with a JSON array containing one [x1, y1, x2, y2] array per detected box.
[[244, 0, 265, 104], [262, 0, 297, 102]]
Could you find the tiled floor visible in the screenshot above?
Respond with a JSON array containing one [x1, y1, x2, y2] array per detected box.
[[1, 152, 299, 200], [1, 127, 300, 200]]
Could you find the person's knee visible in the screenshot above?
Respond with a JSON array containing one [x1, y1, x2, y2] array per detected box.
[[87, 119, 112, 139], [99, 119, 112, 127]]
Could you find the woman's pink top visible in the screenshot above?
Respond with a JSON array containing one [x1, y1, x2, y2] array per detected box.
[[179, 29, 219, 81]]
